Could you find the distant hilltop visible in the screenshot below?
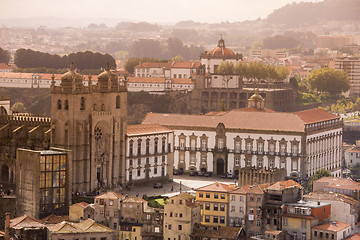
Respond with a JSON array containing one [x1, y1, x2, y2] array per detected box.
[[267, 0, 360, 27]]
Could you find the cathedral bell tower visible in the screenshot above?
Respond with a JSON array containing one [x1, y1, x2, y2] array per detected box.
[[51, 63, 127, 193]]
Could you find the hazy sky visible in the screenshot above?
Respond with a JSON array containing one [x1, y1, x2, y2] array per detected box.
[[1, 0, 321, 24]]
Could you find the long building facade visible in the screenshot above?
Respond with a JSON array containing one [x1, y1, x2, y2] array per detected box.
[[142, 94, 343, 180]]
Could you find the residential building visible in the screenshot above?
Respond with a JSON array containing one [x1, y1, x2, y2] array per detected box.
[[142, 102, 343, 180], [195, 182, 236, 227], [126, 77, 194, 93], [313, 177, 360, 199], [345, 233, 360, 240], [229, 185, 248, 227], [344, 143, 360, 167], [16, 148, 72, 219], [282, 201, 331, 240], [94, 191, 125, 231], [190, 224, 246, 240], [263, 180, 303, 232], [69, 202, 95, 222], [141, 207, 164, 240], [249, 49, 289, 59], [163, 192, 201, 240], [335, 57, 360, 97], [304, 191, 359, 228], [120, 197, 148, 223], [312, 221, 351, 240], [245, 183, 271, 238], [134, 61, 200, 79], [9, 215, 48, 239], [0, 63, 12, 72], [119, 222, 143, 240], [47, 218, 114, 240], [40, 214, 69, 225], [126, 124, 174, 183]]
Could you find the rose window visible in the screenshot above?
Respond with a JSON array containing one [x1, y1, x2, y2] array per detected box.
[[94, 127, 103, 141]]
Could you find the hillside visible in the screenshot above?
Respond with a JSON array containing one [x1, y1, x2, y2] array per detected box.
[[267, 0, 360, 27]]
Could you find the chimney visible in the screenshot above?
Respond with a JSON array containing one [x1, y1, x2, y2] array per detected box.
[[4, 212, 10, 240]]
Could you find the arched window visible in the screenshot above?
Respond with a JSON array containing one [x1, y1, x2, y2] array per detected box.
[[80, 97, 85, 110], [57, 100, 62, 109], [116, 95, 120, 109], [101, 104, 105, 111], [65, 100, 69, 110]]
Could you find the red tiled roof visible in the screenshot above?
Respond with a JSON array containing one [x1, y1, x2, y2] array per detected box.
[[38, 73, 62, 80], [95, 191, 125, 200], [75, 202, 90, 208], [196, 182, 235, 193], [247, 183, 271, 194], [267, 180, 302, 191], [123, 197, 147, 203], [312, 221, 351, 232], [40, 214, 69, 224], [295, 108, 340, 124], [345, 146, 360, 153], [345, 233, 360, 240], [0, 63, 12, 70], [127, 124, 173, 136], [171, 61, 200, 69], [314, 177, 360, 191], [304, 191, 358, 206], [0, 72, 33, 79], [127, 76, 194, 85]]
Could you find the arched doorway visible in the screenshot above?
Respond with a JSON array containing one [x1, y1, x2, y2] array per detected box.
[[1, 164, 9, 182], [0, 106, 7, 115], [216, 159, 225, 175]]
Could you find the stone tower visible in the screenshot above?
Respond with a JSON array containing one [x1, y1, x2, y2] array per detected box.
[[51, 63, 127, 192]]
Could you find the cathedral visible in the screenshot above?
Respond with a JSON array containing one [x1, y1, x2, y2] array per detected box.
[[51, 63, 128, 192]]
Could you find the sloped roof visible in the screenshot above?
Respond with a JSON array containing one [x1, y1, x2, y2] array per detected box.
[[48, 219, 113, 234], [345, 233, 360, 240], [247, 183, 271, 194], [267, 180, 302, 191], [312, 221, 351, 232], [171, 61, 200, 69], [122, 197, 147, 203], [196, 182, 235, 193], [314, 177, 360, 191], [95, 191, 125, 200], [0, 63, 12, 70], [304, 191, 357, 205], [127, 124, 173, 136], [75, 202, 90, 208], [174, 192, 196, 200], [40, 214, 69, 224], [295, 108, 339, 124], [75, 219, 113, 233], [345, 146, 360, 153], [10, 215, 46, 229], [143, 108, 338, 133], [0, 72, 34, 79]]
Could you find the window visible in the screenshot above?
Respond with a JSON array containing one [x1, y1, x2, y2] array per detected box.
[[280, 144, 286, 154], [240, 207, 244, 213], [205, 215, 210, 222], [146, 140, 150, 154], [220, 217, 225, 224], [331, 234, 334, 239], [179, 213, 182, 218], [138, 142, 141, 155], [235, 157, 240, 166], [178, 225, 182, 230], [273, 219, 277, 225], [257, 197, 261, 202], [168, 224, 172, 230], [214, 204, 219, 211], [57, 99, 62, 109], [314, 231, 317, 237], [220, 204, 225, 211], [218, 139, 224, 149], [180, 138, 185, 150], [301, 233, 306, 240], [80, 97, 85, 110], [154, 167, 157, 175], [213, 216, 218, 223], [109, 200, 114, 206], [170, 212, 173, 217], [258, 142, 263, 153], [269, 143, 275, 154], [199, 193, 203, 198], [154, 139, 158, 153], [246, 142, 252, 151], [283, 217, 288, 226], [301, 220, 306, 228], [116, 95, 121, 109], [205, 203, 210, 210], [100, 199, 104, 205], [231, 206, 235, 212], [214, 194, 219, 199], [256, 220, 261, 226], [221, 194, 225, 199], [137, 169, 140, 177], [190, 139, 196, 150], [206, 193, 210, 198], [201, 139, 207, 150], [162, 139, 166, 153], [64, 100, 69, 110], [179, 200, 183, 205], [137, 159, 141, 165], [235, 141, 241, 153], [231, 195, 235, 201], [129, 142, 133, 157], [240, 196, 244, 202]]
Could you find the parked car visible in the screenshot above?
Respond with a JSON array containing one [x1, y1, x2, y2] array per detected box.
[[189, 171, 198, 176], [153, 183, 163, 189], [173, 169, 183, 175], [220, 173, 228, 178], [204, 172, 212, 177], [198, 171, 205, 176]]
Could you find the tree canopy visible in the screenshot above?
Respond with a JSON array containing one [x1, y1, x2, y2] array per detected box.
[[124, 57, 165, 75], [307, 67, 350, 96], [14, 49, 116, 70], [11, 102, 27, 114], [0, 47, 11, 64], [307, 169, 332, 192]]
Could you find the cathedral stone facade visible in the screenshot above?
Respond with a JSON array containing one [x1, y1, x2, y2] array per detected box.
[[51, 64, 128, 192]]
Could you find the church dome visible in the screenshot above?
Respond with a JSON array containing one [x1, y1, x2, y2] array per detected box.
[[249, 89, 263, 102], [97, 63, 118, 90], [207, 37, 235, 57], [61, 62, 83, 82]]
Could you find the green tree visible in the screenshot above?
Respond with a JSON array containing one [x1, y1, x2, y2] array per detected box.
[[11, 102, 27, 114], [171, 55, 184, 62], [0, 47, 11, 64], [216, 62, 235, 88], [124, 57, 160, 75], [307, 67, 350, 96], [307, 169, 332, 192], [234, 62, 248, 87]]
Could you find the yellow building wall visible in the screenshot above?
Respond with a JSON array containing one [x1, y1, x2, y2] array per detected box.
[[285, 217, 317, 240], [197, 191, 229, 227], [119, 226, 142, 240]]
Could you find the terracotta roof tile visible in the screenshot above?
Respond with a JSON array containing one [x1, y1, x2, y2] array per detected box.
[[312, 221, 351, 232], [40, 214, 69, 224], [345, 233, 360, 240], [295, 108, 340, 124], [314, 177, 360, 191], [123, 197, 147, 203], [95, 191, 125, 200], [10, 215, 46, 229], [304, 191, 358, 205], [196, 182, 236, 193], [171, 61, 200, 69], [247, 183, 271, 194], [0, 72, 34, 79], [0, 63, 12, 70], [173, 192, 196, 200], [127, 124, 173, 136], [345, 146, 360, 153], [267, 180, 302, 190], [75, 202, 90, 208]]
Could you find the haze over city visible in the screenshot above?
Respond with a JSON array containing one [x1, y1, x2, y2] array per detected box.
[[1, 0, 321, 26]]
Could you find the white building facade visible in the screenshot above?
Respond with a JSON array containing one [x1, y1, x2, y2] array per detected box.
[[142, 107, 343, 179], [125, 124, 174, 183]]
